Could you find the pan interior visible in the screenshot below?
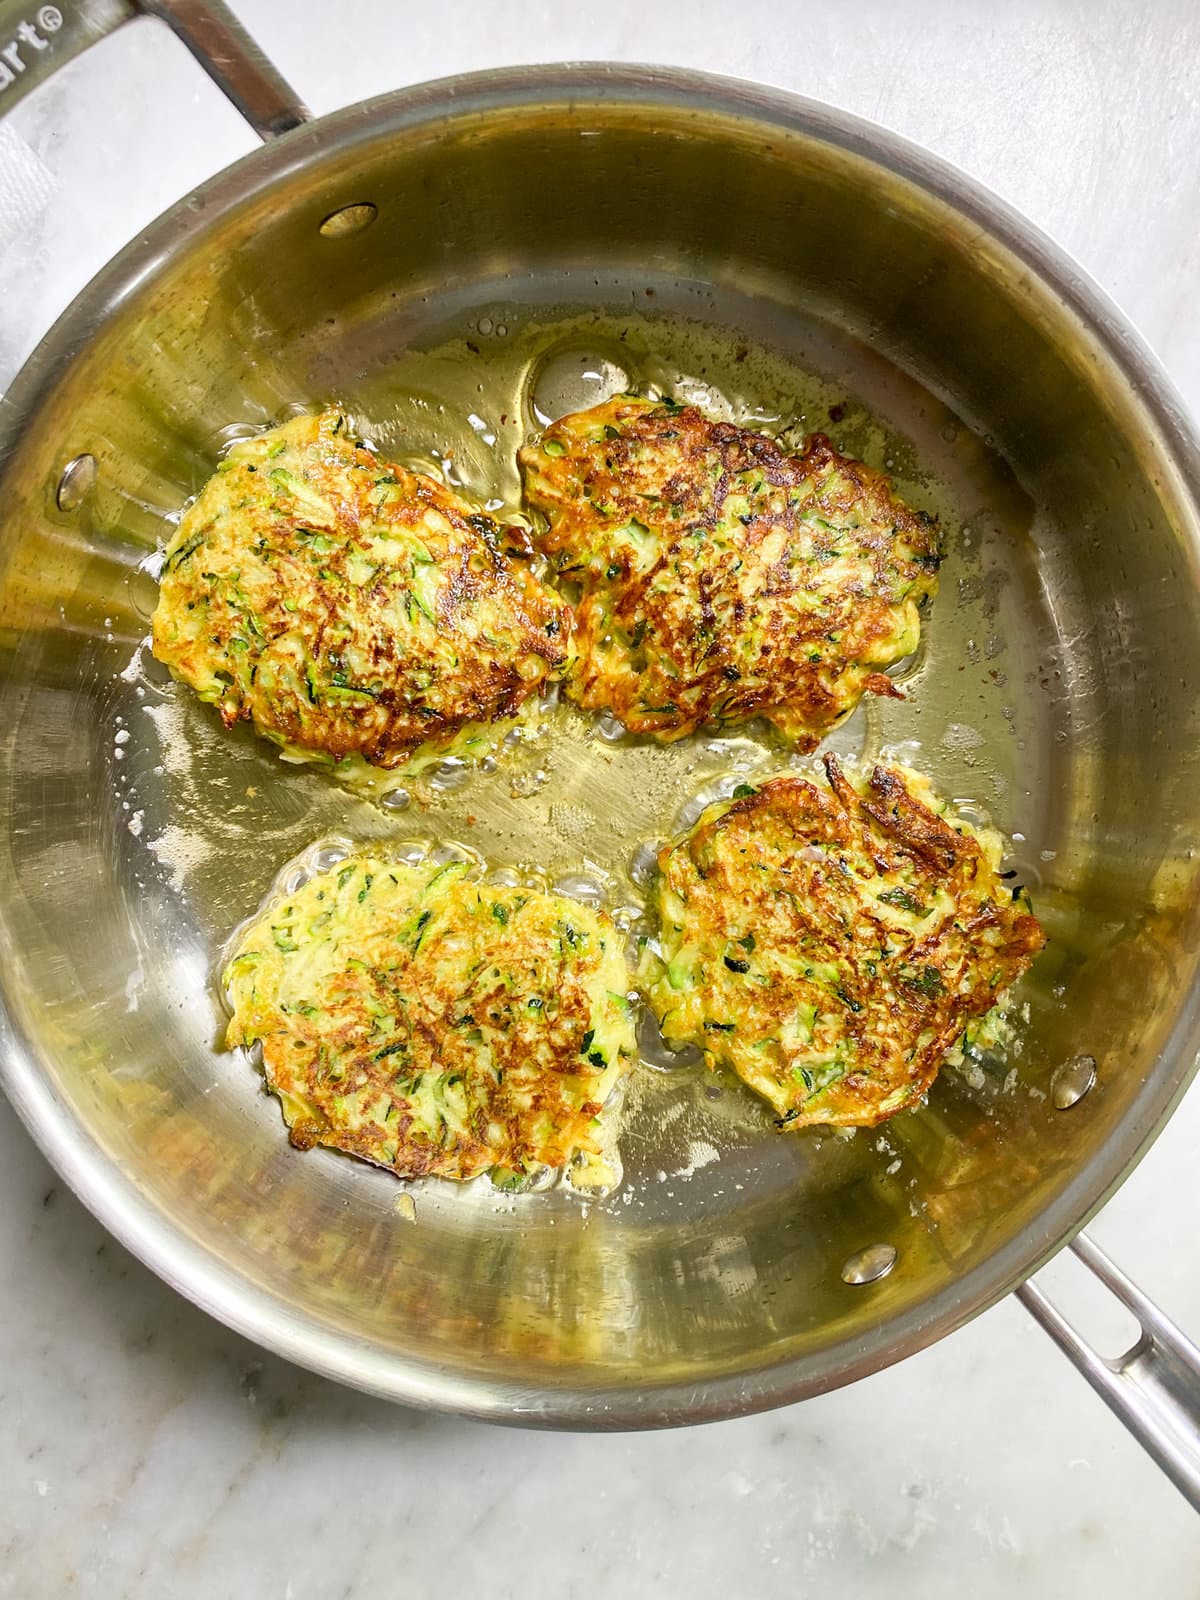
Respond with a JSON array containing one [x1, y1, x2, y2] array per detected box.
[[1, 83, 1198, 1419]]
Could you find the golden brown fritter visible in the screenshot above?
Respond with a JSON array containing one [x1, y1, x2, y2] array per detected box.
[[153, 411, 571, 777], [519, 396, 940, 747], [645, 757, 1044, 1128], [223, 853, 636, 1182]]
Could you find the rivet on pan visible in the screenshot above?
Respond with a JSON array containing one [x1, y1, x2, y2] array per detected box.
[[841, 1243, 897, 1286], [1051, 1053, 1097, 1110], [56, 452, 96, 511], [319, 202, 377, 239]]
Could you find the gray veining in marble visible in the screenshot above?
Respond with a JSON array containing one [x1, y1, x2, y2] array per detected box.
[[3, 2, 1200, 1595]]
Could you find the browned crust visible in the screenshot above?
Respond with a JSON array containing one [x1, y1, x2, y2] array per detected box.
[[225, 863, 632, 1182], [153, 413, 571, 769], [651, 761, 1045, 1128], [520, 398, 941, 747]]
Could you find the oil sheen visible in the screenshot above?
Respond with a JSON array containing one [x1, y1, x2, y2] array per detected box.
[[127, 296, 1063, 1214]]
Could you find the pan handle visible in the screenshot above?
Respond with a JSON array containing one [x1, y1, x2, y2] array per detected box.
[[0, 0, 307, 138], [1017, 1231, 1200, 1511]]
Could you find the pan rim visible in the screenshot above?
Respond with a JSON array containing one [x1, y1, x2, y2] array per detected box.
[[2, 60, 1199, 1427]]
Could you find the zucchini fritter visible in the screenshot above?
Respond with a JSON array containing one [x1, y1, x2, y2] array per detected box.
[[153, 412, 571, 774], [646, 758, 1044, 1128], [519, 396, 941, 747], [224, 855, 635, 1181]]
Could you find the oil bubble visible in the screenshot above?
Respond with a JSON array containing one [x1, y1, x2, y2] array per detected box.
[[637, 1007, 705, 1074], [951, 797, 993, 831], [427, 758, 471, 793], [551, 871, 607, 908], [487, 866, 523, 889], [427, 839, 484, 872], [311, 841, 353, 874], [629, 840, 664, 887], [527, 339, 631, 426], [127, 551, 164, 622], [592, 711, 629, 744], [213, 420, 269, 458], [673, 774, 752, 833], [392, 840, 432, 867]]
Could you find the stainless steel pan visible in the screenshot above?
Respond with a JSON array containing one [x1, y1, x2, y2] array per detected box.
[[2, 0, 1200, 1500]]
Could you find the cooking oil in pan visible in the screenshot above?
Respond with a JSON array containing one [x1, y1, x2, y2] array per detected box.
[[122, 295, 1066, 1219]]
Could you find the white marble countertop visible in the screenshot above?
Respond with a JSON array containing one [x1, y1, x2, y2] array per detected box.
[[2, 2, 1200, 1593]]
